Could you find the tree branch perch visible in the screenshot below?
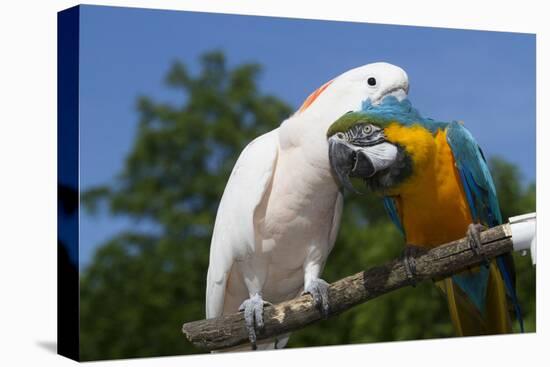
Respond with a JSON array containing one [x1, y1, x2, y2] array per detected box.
[[182, 223, 516, 351]]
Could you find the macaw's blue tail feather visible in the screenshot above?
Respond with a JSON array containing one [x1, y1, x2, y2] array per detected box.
[[452, 265, 490, 313], [496, 255, 524, 332]]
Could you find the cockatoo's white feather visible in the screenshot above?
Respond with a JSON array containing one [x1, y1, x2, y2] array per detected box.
[[206, 129, 279, 319]]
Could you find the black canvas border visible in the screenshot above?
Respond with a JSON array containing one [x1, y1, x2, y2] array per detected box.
[[57, 5, 80, 361]]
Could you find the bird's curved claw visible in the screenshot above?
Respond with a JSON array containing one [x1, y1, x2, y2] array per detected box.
[[467, 223, 489, 268], [238, 293, 271, 350], [302, 278, 331, 319], [401, 244, 426, 287]]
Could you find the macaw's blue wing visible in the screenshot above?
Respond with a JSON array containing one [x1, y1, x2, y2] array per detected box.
[[446, 121, 523, 332], [446, 121, 502, 226], [383, 197, 404, 235]]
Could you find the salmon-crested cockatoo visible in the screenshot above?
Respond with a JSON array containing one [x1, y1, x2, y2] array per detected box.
[[206, 63, 409, 350]]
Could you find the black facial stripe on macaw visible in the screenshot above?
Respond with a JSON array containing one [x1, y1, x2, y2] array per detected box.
[[339, 123, 387, 147]]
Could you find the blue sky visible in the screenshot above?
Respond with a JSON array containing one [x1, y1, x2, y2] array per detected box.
[[78, 5, 535, 270]]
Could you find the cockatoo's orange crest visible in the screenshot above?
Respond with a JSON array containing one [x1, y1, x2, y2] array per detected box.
[[297, 79, 333, 113]]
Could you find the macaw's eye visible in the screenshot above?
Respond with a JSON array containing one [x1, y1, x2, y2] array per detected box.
[[367, 77, 377, 86], [362, 125, 373, 135]]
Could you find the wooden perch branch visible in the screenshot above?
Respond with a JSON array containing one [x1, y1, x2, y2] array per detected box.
[[182, 223, 515, 351]]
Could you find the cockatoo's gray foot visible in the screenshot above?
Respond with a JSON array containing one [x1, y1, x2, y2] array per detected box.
[[401, 244, 426, 286], [467, 223, 489, 268], [303, 278, 330, 319], [238, 293, 270, 350]]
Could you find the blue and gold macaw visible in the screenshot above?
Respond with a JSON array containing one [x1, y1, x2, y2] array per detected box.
[[326, 96, 522, 335]]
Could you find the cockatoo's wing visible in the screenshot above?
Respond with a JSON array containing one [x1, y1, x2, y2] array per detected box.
[[205, 129, 279, 318], [328, 191, 344, 253]]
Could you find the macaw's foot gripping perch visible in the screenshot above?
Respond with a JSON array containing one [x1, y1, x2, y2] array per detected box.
[[467, 223, 490, 268], [402, 245, 427, 287], [238, 293, 271, 350]]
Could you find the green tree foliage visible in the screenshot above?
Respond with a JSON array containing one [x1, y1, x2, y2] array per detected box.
[[80, 52, 536, 360]]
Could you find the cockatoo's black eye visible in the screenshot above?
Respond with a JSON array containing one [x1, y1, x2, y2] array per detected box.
[[367, 77, 377, 86]]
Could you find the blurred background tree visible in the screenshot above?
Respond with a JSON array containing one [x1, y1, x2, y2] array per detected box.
[[80, 51, 536, 360]]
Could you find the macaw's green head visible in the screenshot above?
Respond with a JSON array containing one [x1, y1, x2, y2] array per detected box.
[[327, 110, 415, 194], [327, 96, 451, 195]]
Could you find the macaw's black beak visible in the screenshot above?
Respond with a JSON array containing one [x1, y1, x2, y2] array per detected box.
[[328, 135, 376, 193]]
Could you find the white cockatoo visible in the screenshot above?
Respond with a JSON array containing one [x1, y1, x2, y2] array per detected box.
[[206, 62, 409, 350]]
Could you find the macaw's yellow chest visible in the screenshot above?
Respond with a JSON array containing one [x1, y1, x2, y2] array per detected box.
[[386, 126, 473, 248]]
